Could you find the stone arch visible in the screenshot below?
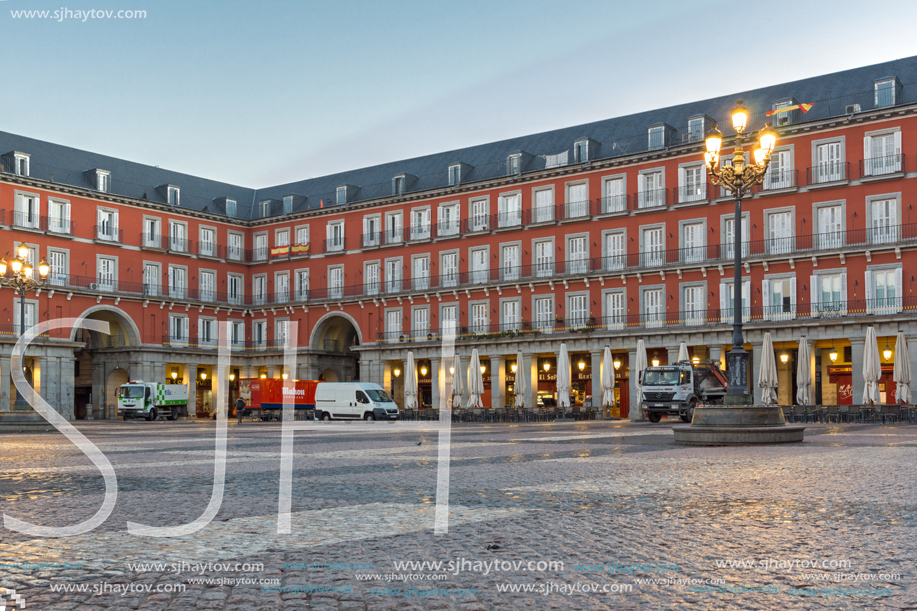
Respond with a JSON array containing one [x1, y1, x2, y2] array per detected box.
[[70, 305, 142, 347], [309, 312, 362, 352], [318, 369, 340, 383]]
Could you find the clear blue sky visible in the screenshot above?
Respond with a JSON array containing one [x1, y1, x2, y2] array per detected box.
[[4, 0, 917, 187]]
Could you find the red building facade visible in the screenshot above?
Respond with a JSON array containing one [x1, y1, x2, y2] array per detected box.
[[1, 56, 916, 419]]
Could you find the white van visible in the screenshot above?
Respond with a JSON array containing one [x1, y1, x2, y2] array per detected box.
[[314, 382, 399, 421]]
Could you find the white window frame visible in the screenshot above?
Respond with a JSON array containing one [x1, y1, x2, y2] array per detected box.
[[601, 174, 626, 214], [448, 164, 461, 186], [411, 306, 430, 338], [679, 219, 706, 263], [810, 136, 846, 184], [640, 285, 665, 328], [500, 297, 522, 332], [198, 317, 217, 347], [470, 301, 489, 334], [326, 220, 345, 252], [875, 78, 897, 108], [440, 250, 459, 288], [863, 127, 902, 176], [500, 242, 521, 282], [385, 257, 403, 294], [763, 207, 794, 255], [469, 197, 490, 232], [295, 269, 310, 301], [199, 269, 216, 302], [167, 186, 180, 206], [648, 126, 665, 150], [411, 254, 430, 291], [328, 265, 344, 299], [469, 246, 489, 285], [14, 190, 40, 229], [865, 264, 902, 315], [168, 265, 187, 300], [253, 232, 268, 261], [719, 279, 751, 324], [384, 211, 403, 244], [497, 191, 522, 227], [198, 225, 216, 257], [602, 288, 626, 330], [677, 162, 706, 203], [763, 145, 794, 190], [437, 202, 460, 236], [225, 199, 237, 218], [143, 262, 161, 297], [283, 195, 294, 214], [410, 206, 432, 240], [721, 212, 750, 259], [533, 238, 555, 278], [565, 233, 588, 275], [639, 224, 665, 267], [680, 283, 706, 326], [533, 295, 554, 333], [168, 314, 189, 346], [602, 229, 626, 271], [566, 292, 589, 329], [385, 308, 403, 339], [637, 168, 665, 209], [810, 269, 847, 318], [96, 255, 117, 292], [274, 271, 290, 303], [47, 248, 69, 288], [227, 272, 244, 305], [813, 200, 845, 250], [364, 260, 381, 296], [866, 192, 901, 245], [13, 154, 29, 177], [363, 214, 381, 246], [564, 180, 589, 219], [532, 186, 555, 223], [762, 274, 797, 321], [227, 231, 244, 261], [169, 220, 188, 252]]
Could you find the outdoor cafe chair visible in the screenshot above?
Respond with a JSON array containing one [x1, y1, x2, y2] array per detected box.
[[881, 404, 900, 423], [781, 406, 794, 422], [822, 405, 839, 423]]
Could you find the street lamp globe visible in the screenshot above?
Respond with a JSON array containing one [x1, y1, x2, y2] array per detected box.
[[38, 258, 50, 279], [10, 258, 21, 274], [731, 100, 749, 132], [17, 245, 28, 260], [753, 147, 766, 166], [23, 264, 33, 279], [758, 123, 778, 156], [884, 345, 893, 361]]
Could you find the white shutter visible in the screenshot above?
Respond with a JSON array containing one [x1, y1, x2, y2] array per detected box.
[[761, 279, 771, 320], [810, 275, 819, 317], [840, 272, 848, 315], [677, 167, 685, 201], [865, 270, 874, 312], [182, 317, 189, 341], [863, 136, 872, 176], [896, 267, 903, 312], [719, 282, 727, 323], [97, 209, 103, 237], [789, 277, 797, 316], [112, 213, 118, 241]]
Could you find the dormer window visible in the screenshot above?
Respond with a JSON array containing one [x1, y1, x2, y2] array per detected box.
[[259, 200, 271, 218], [573, 140, 589, 163], [507, 153, 522, 176], [168, 186, 180, 206], [875, 78, 899, 108], [283, 196, 293, 214], [648, 126, 665, 150], [14, 154, 29, 177], [448, 164, 461, 186], [336, 185, 348, 205], [225, 199, 237, 217], [393, 175, 405, 196], [96, 170, 111, 193], [687, 117, 705, 143]]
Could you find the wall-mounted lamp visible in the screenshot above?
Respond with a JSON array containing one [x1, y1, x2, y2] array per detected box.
[[511, 363, 517, 373], [260, 373, 267, 379], [449, 366, 455, 375], [200, 371, 207, 380], [692, 356, 700, 365], [393, 368, 401, 378], [884, 345, 893, 360], [543, 361, 551, 372], [420, 366, 428, 376], [282, 373, 289, 380], [651, 352, 660, 367], [480, 365, 486, 374], [229, 373, 236, 382], [829, 349, 838, 363], [780, 352, 789, 364], [613, 359, 622, 370], [578, 360, 586, 371]]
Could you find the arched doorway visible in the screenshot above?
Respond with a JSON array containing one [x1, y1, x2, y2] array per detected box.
[[310, 314, 361, 383], [72, 306, 142, 419]]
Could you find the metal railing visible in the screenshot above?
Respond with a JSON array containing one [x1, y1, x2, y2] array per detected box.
[[375, 296, 914, 343], [636, 188, 668, 209], [807, 161, 849, 185], [860, 153, 905, 178]]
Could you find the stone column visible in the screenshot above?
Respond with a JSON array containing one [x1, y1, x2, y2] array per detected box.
[[590, 351, 602, 415], [667, 346, 680, 365], [185, 362, 197, 418], [430, 357, 441, 410], [0, 355, 10, 412], [850, 340, 864, 406], [32, 356, 42, 397], [61, 357, 75, 421], [495, 355, 506, 409], [628, 349, 641, 420], [91, 358, 105, 420]]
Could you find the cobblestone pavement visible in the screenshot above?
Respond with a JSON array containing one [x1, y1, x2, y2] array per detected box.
[[0, 419, 914, 610]]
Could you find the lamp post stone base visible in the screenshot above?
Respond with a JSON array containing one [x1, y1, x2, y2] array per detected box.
[[673, 405, 805, 445], [723, 394, 753, 406]]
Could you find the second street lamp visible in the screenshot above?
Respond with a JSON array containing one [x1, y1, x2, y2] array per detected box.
[[0, 245, 50, 410], [704, 101, 778, 403]]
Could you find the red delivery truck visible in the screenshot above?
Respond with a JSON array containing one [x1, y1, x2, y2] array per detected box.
[[236, 378, 319, 419]]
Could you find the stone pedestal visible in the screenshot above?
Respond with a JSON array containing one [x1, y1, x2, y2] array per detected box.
[[673, 405, 805, 446]]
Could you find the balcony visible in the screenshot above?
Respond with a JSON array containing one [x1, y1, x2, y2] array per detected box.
[[410, 224, 432, 241], [94, 225, 123, 243], [563, 199, 593, 220], [12, 210, 40, 230], [43, 216, 74, 235], [323, 237, 346, 253], [806, 161, 848, 186], [636, 188, 668, 209], [676, 184, 709, 204], [434, 220, 460, 238], [600, 194, 629, 214], [376, 296, 913, 343], [167, 235, 193, 253], [760, 168, 797, 192], [860, 153, 904, 178]]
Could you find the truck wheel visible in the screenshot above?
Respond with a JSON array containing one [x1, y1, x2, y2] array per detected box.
[[364, 412, 376, 421], [146, 408, 158, 422], [167, 410, 178, 421], [647, 412, 662, 423], [322, 412, 332, 421], [123, 413, 130, 421], [681, 403, 696, 423]]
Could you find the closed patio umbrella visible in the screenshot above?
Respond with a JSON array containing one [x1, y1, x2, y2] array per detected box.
[[863, 327, 881, 405], [557, 343, 571, 417], [678, 342, 690, 363], [404, 352, 418, 409], [796, 337, 811, 405], [514, 351, 527, 409], [894, 331, 911, 404], [631, 339, 647, 421], [451, 354, 464, 408], [466, 349, 483, 409], [601, 346, 615, 412], [757, 332, 778, 406]]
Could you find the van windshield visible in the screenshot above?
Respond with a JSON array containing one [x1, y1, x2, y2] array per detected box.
[[643, 370, 681, 385], [366, 389, 393, 403], [118, 386, 144, 398]]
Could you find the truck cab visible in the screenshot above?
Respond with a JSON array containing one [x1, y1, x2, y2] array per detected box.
[[640, 360, 727, 423], [118, 381, 187, 421]]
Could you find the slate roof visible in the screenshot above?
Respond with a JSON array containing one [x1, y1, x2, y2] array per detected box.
[[3, 55, 917, 221]]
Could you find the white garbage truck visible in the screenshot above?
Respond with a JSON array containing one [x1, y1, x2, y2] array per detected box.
[[639, 360, 728, 423], [117, 381, 188, 421]]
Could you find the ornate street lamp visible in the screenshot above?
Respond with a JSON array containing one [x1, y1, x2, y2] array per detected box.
[[704, 102, 778, 403], [0, 245, 50, 410]]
